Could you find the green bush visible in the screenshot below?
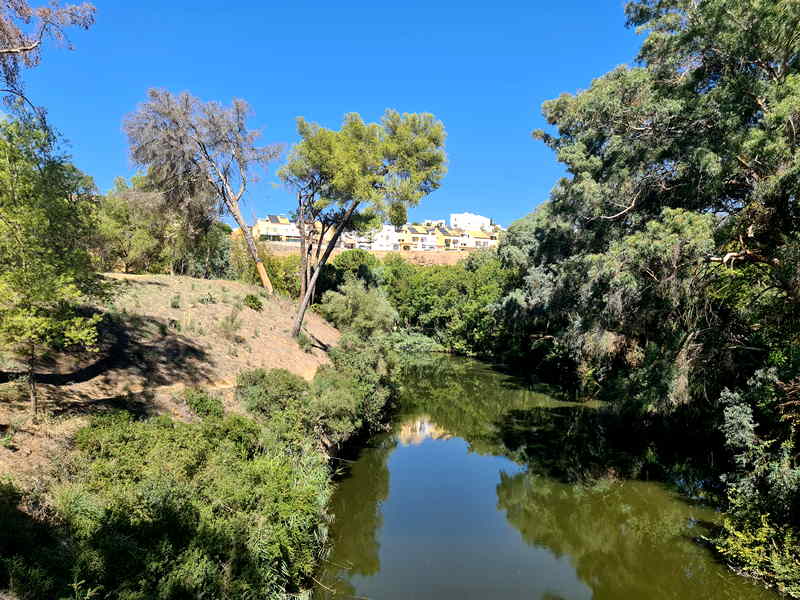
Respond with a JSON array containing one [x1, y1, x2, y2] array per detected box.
[[317, 249, 381, 297], [237, 368, 310, 417], [385, 330, 445, 353], [169, 294, 180, 309], [715, 514, 800, 597], [0, 412, 331, 600], [243, 293, 263, 312], [297, 332, 314, 353], [1, 479, 68, 599], [236, 339, 398, 450], [182, 387, 224, 418], [318, 276, 397, 339], [316, 334, 398, 441]]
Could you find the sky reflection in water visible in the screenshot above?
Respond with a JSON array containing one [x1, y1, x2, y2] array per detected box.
[[314, 357, 777, 600]]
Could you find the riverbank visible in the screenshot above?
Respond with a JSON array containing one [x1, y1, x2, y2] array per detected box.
[[0, 273, 338, 490], [0, 274, 402, 599]]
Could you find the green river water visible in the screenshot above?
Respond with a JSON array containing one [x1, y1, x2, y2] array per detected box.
[[313, 356, 778, 600]]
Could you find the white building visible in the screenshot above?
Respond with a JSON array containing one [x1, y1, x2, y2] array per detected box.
[[450, 212, 491, 232], [341, 224, 401, 251], [368, 225, 401, 251]]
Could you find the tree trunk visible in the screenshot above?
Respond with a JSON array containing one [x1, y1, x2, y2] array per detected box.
[[28, 344, 37, 421], [292, 258, 323, 339], [291, 205, 357, 337], [298, 202, 308, 301], [229, 204, 273, 293]]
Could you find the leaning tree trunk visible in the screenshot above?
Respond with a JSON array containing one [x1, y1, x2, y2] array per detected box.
[[229, 204, 273, 294], [291, 204, 357, 337], [297, 204, 310, 301]]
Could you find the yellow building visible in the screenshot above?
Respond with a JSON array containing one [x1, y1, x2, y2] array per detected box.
[[434, 227, 463, 250], [398, 225, 431, 251], [253, 215, 301, 243]]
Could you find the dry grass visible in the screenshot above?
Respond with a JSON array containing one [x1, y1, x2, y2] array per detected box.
[[0, 273, 339, 489]]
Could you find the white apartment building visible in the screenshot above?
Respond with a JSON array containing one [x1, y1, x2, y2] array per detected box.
[[341, 224, 401, 251], [366, 225, 401, 251], [450, 212, 491, 232]]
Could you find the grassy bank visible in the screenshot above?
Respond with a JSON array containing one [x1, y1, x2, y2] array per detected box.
[[0, 274, 400, 599]]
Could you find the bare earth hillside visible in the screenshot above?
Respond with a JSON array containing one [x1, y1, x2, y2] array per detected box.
[[0, 273, 339, 488]]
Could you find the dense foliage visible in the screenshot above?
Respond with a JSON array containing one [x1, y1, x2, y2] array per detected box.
[[2, 330, 400, 599], [2, 412, 331, 599], [92, 174, 235, 279], [181, 386, 224, 418], [301, 1, 800, 592], [237, 314, 399, 450], [318, 276, 397, 339], [0, 113, 104, 414]]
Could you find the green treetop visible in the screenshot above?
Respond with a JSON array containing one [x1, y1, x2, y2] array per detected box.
[[279, 109, 447, 337], [0, 112, 104, 416]]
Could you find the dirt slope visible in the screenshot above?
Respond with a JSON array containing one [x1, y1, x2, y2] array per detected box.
[[0, 273, 339, 489]]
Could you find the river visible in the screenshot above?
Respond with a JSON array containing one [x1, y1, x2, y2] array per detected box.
[[313, 356, 778, 600]]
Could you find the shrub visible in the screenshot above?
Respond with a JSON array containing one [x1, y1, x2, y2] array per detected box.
[[0, 412, 332, 600], [237, 368, 310, 417], [318, 276, 397, 339], [243, 293, 263, 312], [182, 387, 224, 418], [170, 294, 181, 309], [312, 333, 399, 442], [296, 332, 314, 353], [197, 292, 216, 305], [385, 330, 445, 353]]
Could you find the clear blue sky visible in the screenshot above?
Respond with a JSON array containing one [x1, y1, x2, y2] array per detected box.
[[25, 1, 642, 228]]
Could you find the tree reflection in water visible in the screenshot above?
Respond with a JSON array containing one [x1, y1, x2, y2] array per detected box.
[[314, 355, 777, 600], [315, 438, 394, 598]]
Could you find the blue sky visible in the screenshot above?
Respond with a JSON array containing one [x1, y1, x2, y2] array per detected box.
[[25, 1, 642, 228]]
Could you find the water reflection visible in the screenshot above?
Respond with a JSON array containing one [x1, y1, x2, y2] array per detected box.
[[397, 417, 451, 445], [497, 471, 772, 599], [314, 356, 777, 600]]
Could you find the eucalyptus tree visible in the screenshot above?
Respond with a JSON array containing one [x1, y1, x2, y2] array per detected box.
[[124, 89, 282, 292], [279, 110, 447, 337]]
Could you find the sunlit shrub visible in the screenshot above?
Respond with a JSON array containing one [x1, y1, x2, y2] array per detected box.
[[237, 368, 311, 417], [182, 387, 224, 418], [243, 293, 263, 312], [4, 411, 333, 600], [318, 276, 397, 338]]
